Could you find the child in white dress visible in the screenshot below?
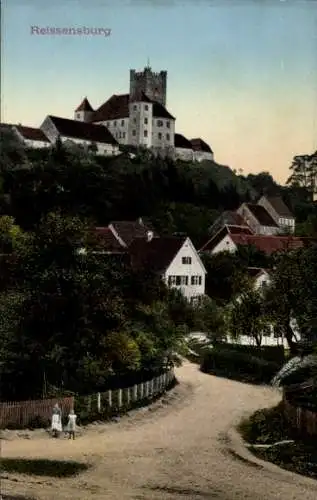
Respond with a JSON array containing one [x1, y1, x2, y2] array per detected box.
[[66, 409, 77, 440], [51, 404, 62, 438]]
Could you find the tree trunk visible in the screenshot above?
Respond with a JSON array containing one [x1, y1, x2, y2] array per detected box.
[[284, 322, 298, 355]]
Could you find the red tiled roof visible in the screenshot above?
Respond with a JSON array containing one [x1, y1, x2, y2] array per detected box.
[[190, 138, 213, 153], [94, 227, 126, 253], [109, 220, 159, 247], [15, 125, 50, 142], [174, 133, 192, 149], [75, 97, 94, 112], [46, 115, 118, 145], [227, 225, 253, 235], [128, 236, 186, 272], [231, 235, 305, 255], [244, 204, 279, 227]]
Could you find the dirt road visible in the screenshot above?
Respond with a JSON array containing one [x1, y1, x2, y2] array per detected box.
[[2, 360, 316, 499]]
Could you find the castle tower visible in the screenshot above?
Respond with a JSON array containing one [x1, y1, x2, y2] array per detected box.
[[74, 97, 94, 122], [129, 64, 167, 106]]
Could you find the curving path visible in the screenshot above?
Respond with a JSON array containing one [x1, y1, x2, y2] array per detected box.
[[2, 360, 317, 499]]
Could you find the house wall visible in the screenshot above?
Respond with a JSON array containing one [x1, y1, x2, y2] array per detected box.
[[258, 196, 295, 233], [193, 151, 214, 162], [208, 234, 237, 255], [24, 139, 50, 148], [128, 101, 154, 148], [96, 118, 129, 145], [151, 117, 175, 151], [163, 238, 206, 300], [61, 136, 119, 156], [40, 117, 59, 143], [175, 147, 194, 161], [237, 204, 279, 235]]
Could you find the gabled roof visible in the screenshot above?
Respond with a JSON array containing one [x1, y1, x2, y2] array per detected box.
[[14, 125, 50, 142], [94, 227, 126, 253], [263, 196, 294, 218], [128, 236, 186, 272], [209, 211, 252, 235], [44, 115, 118, 145], [91, 93, 175, 122], [174, 133, 192, 149], [109, 219, 159, 247], [244, 204, 279, 227], [75, 97, 94, 112], [200, 226, 238, 253], [190, 138, 213, 153], [92, 94, 130, 122]]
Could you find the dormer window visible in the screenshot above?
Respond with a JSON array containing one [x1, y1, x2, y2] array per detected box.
[[182, 256, 192, 264]]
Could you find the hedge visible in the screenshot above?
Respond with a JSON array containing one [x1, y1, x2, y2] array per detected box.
[[216, 342, 285, 365], [201, 347, 280, 383]]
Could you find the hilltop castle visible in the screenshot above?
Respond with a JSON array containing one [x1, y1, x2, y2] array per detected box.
[[3, 64, 214, 162], [72, 64, 213, 161]]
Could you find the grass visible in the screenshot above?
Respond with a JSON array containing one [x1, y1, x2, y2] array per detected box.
[[238, 403, 317, 480], [1, 458, 89, 477]]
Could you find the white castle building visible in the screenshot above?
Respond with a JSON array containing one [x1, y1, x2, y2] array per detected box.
[[2, 64, 214, 162]]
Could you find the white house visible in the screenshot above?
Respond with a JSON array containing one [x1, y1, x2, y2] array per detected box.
[[200, 225, 253, 255], [237, 203, 280, 235], [40, 115, 120, 156], [227, 267, 301, 348], [129, 233, 206, 303], [13, 125, 51, 149], [257, 195, 295, 233]]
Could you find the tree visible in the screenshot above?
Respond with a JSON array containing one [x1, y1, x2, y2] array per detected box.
[[229, 288, 271, 347], [287, 151, 317, 201]]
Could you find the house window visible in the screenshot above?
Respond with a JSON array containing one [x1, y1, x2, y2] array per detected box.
[[76, 113, 81, 119], [157, 120, 163, 127], [133, 118, 137, 123], [168, 276, 177, 286], [166, 121, 170, 128], [144, 117, 148, 124], [123, 132, 126, 138], [182, 256, 192, 264], [132, 130, 136, 136], [158, 132, 162, 140], [144, 105, 148, 111], [191, 276, 202, 285], [133, 105, 137, 110], [168, 276, 188, 286], [166, 133, 170, 140], [144, 130, 148, 137], [121, 120, 124, 126]]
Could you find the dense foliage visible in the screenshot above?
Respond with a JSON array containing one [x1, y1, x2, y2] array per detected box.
[[0, 130, 316, 399]]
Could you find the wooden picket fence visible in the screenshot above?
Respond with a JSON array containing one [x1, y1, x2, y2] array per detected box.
[[0, 396, 74, 429], [283, 391, 317, 437], [0, 368, 175, 429], [77, 368, 175, 416]]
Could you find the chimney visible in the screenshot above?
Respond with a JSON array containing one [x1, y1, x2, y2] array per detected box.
[[146, 230, 153, 242]]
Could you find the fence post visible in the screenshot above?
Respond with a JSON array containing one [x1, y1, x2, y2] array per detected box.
[[133, 384, 138, 402], [126, 387, 130, 407], [97, 393, 101, 412], [140, 382, 144, 400], [150, 378, 154, 397], [163, 372, 167, 389], [108, 390, 112, 408], [118, 389, 122, 408], [145, 381, 149, 398], [87, 395, 92, 413]]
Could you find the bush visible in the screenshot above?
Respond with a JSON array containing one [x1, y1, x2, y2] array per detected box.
[[219, 343, 285, 365], [201, 346, 280, 383], [238, 403, 290, 444]]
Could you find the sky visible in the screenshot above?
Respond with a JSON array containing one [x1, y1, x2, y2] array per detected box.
[[1, 0, 317, 184]]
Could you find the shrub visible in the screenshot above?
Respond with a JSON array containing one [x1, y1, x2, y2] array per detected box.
[[201, 346, 280, 383], [219, 343, 285, 365], [238, 403, 290, 444]]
